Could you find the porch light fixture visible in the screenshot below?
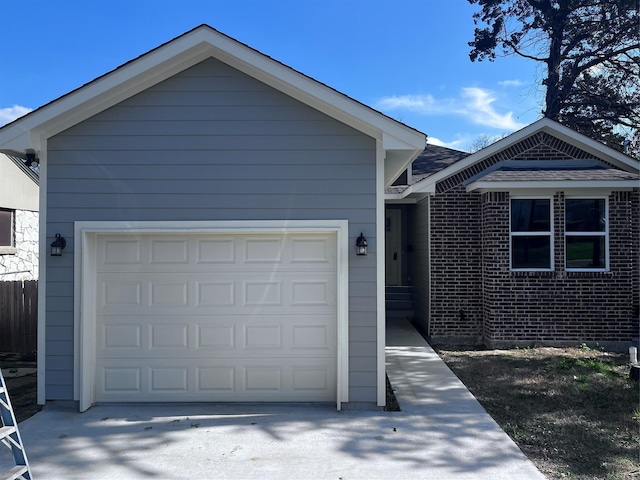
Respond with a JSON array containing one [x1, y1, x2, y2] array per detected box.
[[50, 233, 67, 257], [356, 233, 368, 256]]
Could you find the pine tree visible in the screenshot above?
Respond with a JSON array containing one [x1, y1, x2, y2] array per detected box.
[[468, 0, 639, 157]]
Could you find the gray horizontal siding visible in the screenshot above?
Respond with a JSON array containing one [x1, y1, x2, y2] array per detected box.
[[48, 178, 374, 195], [50, 135, 373, 151], [45, 57, 379, 403], [63, 120, 362, 137], [50, 150, 373, 165], [48, 193, 375, 209], [47, 164, 373, 179]]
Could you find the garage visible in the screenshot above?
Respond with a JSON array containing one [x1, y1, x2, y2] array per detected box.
[[86, 229, 339, 404]]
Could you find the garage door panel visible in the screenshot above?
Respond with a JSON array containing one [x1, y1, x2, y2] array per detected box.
[[98, 315, 336, 357], [98, 275, 335, 314], [97, 234, 336, 273], [150, 239, 189, 264], [197, 324, 235, 349], [97, 358, 336, 401], [95, 232, 337, 403], [150, 367, 189, 392], [197, 281, 235, 307], [102, 323, 142, 349], [102, 239, 142, 265], [243, 324, 282, 349], [150, 281, 189, 307], [150, 323, 189, 349], [291, 237, 333, 263], [244, 237, 285, 263]]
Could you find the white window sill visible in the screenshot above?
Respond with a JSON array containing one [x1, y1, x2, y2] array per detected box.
[[0, 246, 18, 255]]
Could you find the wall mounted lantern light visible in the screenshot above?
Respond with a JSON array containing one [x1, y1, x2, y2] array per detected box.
[[50, 234, 67, 257], [356, 233, 368, 256]]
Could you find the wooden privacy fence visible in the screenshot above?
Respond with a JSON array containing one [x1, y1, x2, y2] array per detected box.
[[0, 281, 37, 353]]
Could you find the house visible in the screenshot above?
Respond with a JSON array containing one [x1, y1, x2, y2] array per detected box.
[[0, 25, 425, 411], [0, 152, 39, 282], [386, 118, 640, 349]]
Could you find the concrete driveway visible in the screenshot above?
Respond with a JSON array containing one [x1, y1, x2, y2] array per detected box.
[[6, 319, 546, 479]]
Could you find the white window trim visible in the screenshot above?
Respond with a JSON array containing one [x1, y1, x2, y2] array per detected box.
[[509, 196, 554, 272], [0, 208, 15, 250], [565, 196, 609, 272]]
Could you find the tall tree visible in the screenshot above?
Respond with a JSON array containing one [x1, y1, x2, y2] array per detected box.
[[467, 0, 639, 157]]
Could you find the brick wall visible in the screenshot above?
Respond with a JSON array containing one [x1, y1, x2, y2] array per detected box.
[[480, 190, 639, 346], [429, 184, 483, 343], [429, 134, 639, 346]]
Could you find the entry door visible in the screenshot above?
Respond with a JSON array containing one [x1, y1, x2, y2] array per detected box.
[[385, 209, 401, 285]]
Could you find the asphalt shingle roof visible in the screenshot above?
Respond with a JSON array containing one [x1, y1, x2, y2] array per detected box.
[[472, 167, 639, 183]]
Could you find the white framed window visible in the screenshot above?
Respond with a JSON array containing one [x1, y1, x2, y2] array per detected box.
[[565, 197, 608, 271], [0, 209, 14, 247], [510, 197, 553, 271]]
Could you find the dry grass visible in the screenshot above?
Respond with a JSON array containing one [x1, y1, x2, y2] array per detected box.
[[435, 345, 640, 480]]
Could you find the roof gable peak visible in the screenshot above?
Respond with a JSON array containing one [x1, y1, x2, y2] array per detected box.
[[0, 24, 425, 183]]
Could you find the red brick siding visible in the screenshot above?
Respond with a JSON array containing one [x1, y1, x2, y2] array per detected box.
[[430, 136, 639, 346], [479, 190, 639, 345], [429, 185, 483, 342]]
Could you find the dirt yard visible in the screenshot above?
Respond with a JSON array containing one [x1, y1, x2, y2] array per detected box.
[[1, 353, 40, 423], [435, 345, 640, 480]]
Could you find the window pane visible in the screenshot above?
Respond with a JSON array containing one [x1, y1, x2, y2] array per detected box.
[[512, 236, 551, 269], [0, 210, 12, 246], [511, 199, 550, 232], [566, 236, 605, 269], [566, 199, 605, 232]]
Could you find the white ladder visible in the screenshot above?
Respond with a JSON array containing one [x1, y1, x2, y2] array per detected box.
[[0, 369, 31, 480]]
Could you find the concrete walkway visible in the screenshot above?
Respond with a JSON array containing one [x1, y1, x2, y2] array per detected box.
[[4, 318, 546, 479]]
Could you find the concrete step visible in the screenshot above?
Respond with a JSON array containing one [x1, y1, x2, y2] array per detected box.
[[386, 292, 411, 301], [385, 286, 413, 319], [386, 309, 414, 320], [385, 286, 411, 294], [386, 299, 413, 310]]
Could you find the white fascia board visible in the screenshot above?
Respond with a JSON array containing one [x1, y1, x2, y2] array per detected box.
[[536, 119, 640, 173], [384, 197, 417, 204], [409, 118, 640, 195], [0, 26, 425, 160], [466, 179, 639, 193], [402, 179, 436, 197], [2, 44, 214, 150], [384, 148, 423, 188], [0, 131, 32, 152]]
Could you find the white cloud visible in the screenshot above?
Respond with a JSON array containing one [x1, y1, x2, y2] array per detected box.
[[460, 87, 525, 130], [376, 87, 525, 131], [426, 135, 470, 151], [498, 79, 525, 87], [0, 105, 32, 126]]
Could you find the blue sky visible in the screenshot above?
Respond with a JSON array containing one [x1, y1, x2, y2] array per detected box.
[[0, 0, 544, 151]]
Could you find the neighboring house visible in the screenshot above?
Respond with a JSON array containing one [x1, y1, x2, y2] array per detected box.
[[0, 152, 39, 281], [386, 118, 640, 349], [0, 25, 425, 410]]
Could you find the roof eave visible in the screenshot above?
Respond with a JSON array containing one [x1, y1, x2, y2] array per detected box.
[[0, 25, 426, 182], [466, 179, 639, 193], [409, 118, 640, 195]]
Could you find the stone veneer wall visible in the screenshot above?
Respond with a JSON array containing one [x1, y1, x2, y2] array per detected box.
[[0, 209, 39, 281]]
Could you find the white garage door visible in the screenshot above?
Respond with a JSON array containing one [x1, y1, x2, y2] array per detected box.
[[95, 232, 337, 402]]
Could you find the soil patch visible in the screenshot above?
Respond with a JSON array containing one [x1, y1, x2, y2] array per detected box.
[[1, 353, 41, 424], [435, 345, 640, 480]]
